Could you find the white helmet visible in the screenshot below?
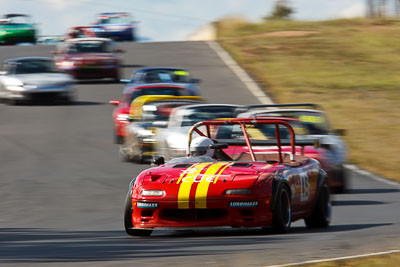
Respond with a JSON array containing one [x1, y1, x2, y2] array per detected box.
[[189, 136, 215, 157]]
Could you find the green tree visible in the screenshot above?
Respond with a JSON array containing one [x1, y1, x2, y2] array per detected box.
[[266, 0, 294, 20]]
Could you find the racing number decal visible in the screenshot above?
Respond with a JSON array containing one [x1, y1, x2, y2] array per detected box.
[[177, 162, 230, 209], [299, 172, 310, 201]]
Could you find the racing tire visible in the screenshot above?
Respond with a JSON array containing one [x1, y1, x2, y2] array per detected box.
[[304, 181, 331, 228], [124, 193, 153, 237], [272, 186, 291, 233], [332, 165, 347, 194], [7, 98, 18, 105]]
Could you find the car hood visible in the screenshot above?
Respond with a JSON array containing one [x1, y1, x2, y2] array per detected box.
[[7, 73, 74, 86], [134, 161, 277, 204]]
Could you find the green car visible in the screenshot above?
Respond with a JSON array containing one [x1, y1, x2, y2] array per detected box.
[[0, 14, 36, 45]]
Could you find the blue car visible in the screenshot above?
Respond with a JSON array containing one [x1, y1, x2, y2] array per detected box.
[[121, 67, 201, 96], [93, 12, 135, 41]]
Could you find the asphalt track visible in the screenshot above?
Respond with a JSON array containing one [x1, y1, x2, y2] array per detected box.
[[0, 42, 399, 266]]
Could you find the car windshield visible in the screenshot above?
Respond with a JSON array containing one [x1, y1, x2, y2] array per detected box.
[[138, 69, 191, 83], [2, 15, 31, 25], [141, 101, 196, 122], [98, 16, 130, 24], [129, 87, 190, 103], [67, 41, 111, 53], [254, 111, 330, 135], [180, 106, 238, 127], [14, 60, 58, 74]]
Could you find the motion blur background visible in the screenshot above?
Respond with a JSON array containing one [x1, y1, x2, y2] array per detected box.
[[2, 0, 369, 41]]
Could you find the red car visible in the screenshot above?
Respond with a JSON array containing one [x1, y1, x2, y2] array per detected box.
[[52, 37, 123, 81], [124, 118, 331, 236], [65, 26, 106, 40], [110, 84, 194, 144]]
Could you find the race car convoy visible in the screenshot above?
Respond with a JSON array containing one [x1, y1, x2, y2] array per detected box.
[[0, 13, 347, 236]]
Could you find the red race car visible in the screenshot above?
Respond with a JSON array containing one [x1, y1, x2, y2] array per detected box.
[[52, 37, 123, 81], [110, 84, 195, 144], [124, 118, 331, 236]]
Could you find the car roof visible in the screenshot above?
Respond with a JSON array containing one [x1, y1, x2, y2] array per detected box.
[[65, 37, 112, 43], [98, 12, 130, 16], [128, 83, 189, 90], [173, 103, 244, 112], [4, 14, 29, 18], [134, 67, 187, 72], [4, 57, 53, 63], [238, 108, 324, 117]]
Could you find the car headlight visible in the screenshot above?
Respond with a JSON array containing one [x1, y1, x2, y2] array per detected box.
[[59, 61, 75, 68], [225, 189, 252, 195], [23, 84, 37, 90], [116, 114, 130, 121], [141, 190, 165, 196]]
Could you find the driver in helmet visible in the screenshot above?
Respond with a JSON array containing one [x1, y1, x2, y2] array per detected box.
[[167, 136, 216, 164], [189, 136, 215, 158]]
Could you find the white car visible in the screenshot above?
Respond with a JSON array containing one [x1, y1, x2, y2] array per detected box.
[[155, 104, 244, 160], [0, 57, 76, 104]]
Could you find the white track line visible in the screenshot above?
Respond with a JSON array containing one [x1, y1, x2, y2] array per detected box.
[[209, 40, 400, 188], [344, 164, 400, 187], [207, 41, 273, 104], [266, 250, 400, 267]]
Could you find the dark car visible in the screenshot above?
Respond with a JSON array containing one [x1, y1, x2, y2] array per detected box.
[[93, 12, 136, 41], [121, 67, 201, 96], [52, 37, 123, 81]]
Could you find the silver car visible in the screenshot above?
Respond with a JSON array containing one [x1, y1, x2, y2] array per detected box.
[[155, 104, 244, 160], [0, 57, 75, 104], [237, 103, 348, 192]]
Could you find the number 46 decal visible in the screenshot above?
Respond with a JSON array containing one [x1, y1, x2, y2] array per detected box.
[[299, 173, 310, 201]]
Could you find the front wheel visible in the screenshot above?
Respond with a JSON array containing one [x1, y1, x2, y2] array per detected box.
[[304, 181, 331, 228], [272, 186, 291, 233], [124, 194, 152, 237]]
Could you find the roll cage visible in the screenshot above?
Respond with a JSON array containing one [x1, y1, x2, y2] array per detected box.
[[187, 118, 303, 163]]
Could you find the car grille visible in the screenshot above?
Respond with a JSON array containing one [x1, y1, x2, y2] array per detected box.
[[159, 209, 228, 222]]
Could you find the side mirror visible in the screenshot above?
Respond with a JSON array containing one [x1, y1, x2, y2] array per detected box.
[[190, 78, 201, 84], [334, 129, 346, 136], [109, 99, 120, 106], [209, 143, 228, 149], [120, 79, 131, 84], [152, 156, 165, 166]]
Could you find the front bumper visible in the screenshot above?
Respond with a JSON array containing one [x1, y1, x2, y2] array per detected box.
[[6, 87, 73, 101], [61, 65, 118, 79], [130, 198, 272, 230]]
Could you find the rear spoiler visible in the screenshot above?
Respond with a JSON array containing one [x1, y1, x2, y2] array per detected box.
[[237, 103, 322, 114]]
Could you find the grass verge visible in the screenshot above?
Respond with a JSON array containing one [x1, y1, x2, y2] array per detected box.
[[217, 18, 400, 182], [301, 251, 400, 267]]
